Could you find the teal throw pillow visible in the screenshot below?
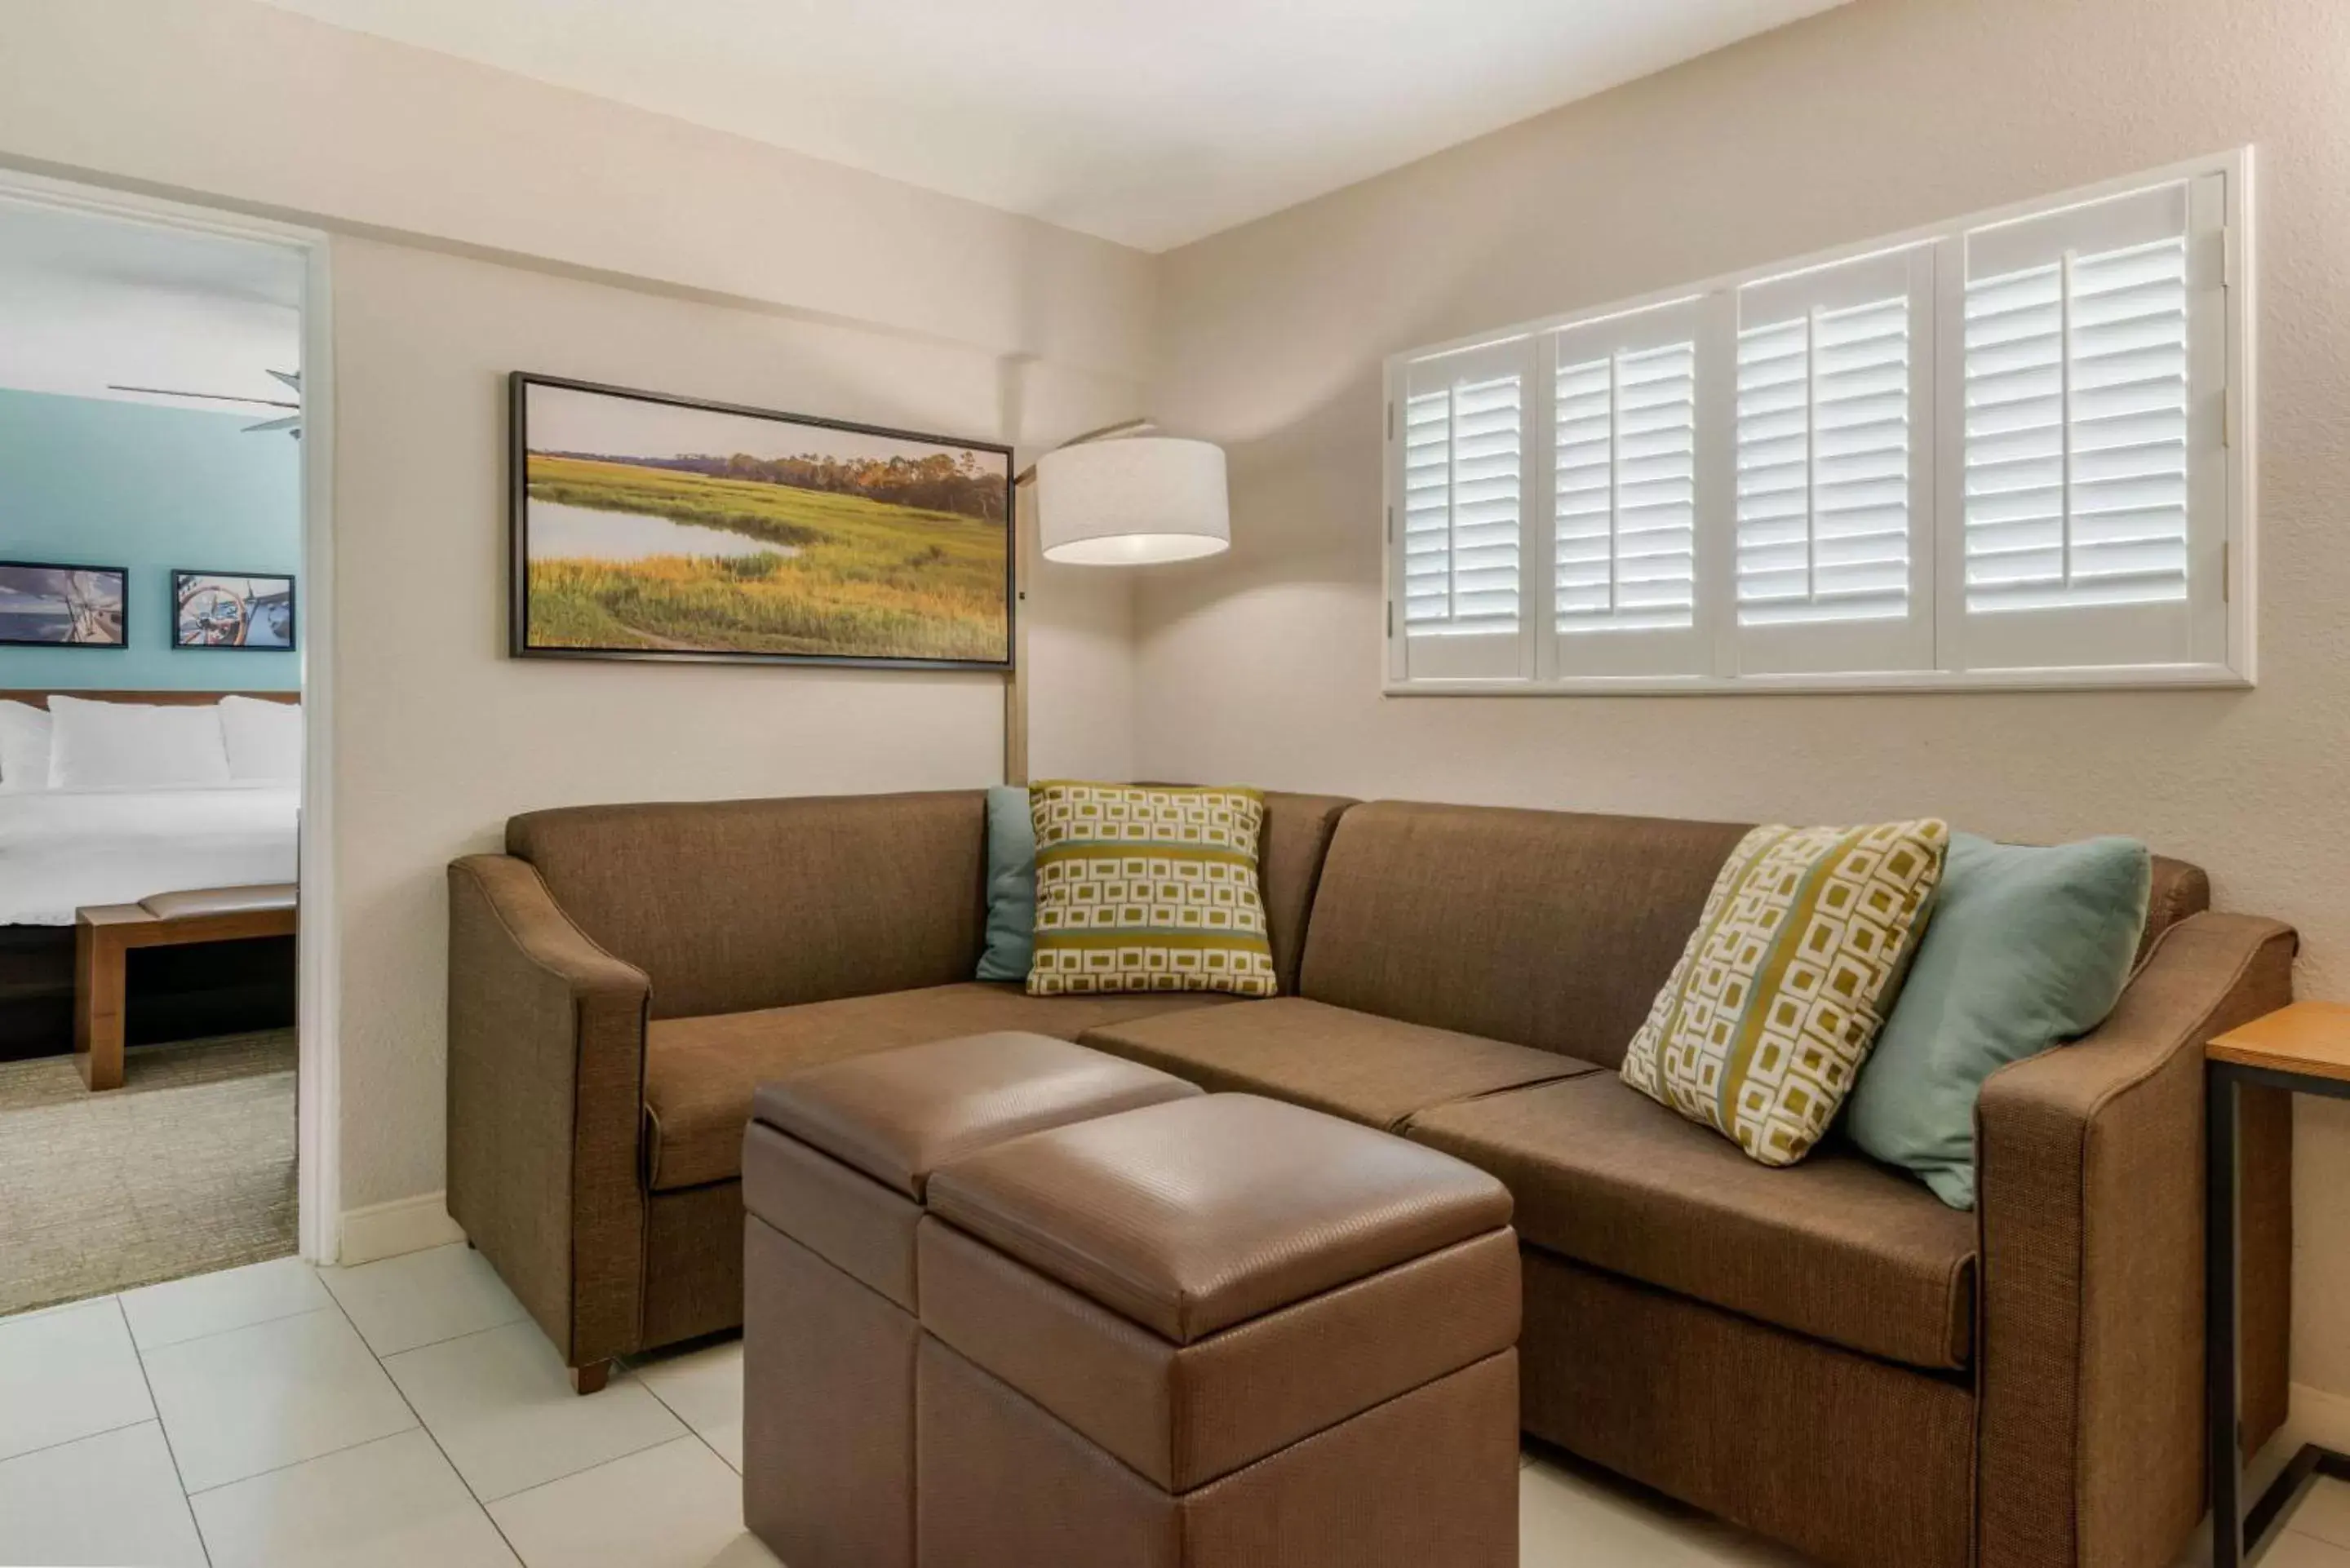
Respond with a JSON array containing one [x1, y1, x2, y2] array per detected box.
[[1848, 831, 2152, 1210], [975, 785, 1036, 981]]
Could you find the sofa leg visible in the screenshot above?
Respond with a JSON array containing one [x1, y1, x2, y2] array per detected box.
[[570, 1360, 612, 1396]]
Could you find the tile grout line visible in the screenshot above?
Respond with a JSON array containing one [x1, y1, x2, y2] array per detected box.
[[156, 1296, 419, 1499], [689, 1424, 739, 1477], [133, 1297, 339, 1358], [327, 1303, 530, 1362], [0, 1413, 160, 1469], [119, 1296, 215, 1568], [320, 1259, 681, 1512], [311, 1265, 531, 1567], [476, 1428, 704, 1511], [632, 1366, 741, 1477]]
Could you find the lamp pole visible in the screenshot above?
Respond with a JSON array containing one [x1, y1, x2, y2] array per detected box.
[[1005, 417, 1156, 785]]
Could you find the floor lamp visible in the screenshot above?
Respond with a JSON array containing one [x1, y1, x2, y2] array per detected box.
[[1004, 420, 1230, 783]]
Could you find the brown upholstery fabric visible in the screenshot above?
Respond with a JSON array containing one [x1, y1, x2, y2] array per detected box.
[[1975, 910, 2296, 1568], [918, 1218, 1519, 1490], [644, 984, 1236, 1190], [1078, 997, 1596, 1132], [1411, 1075, 1976, 1369], [1297, 800, 1750, 1065], [2139, 854, 2210, 968], [925, 1094, 1512, 1344], [641, 1180, 751, 1350], [1256, 791, 1355, 994], [752, 1033, 1199, 1200], [446, 855, 651, 1369], [916, 1334, 1519, 1568], [1520, 1247, 1974, 1568], [506, 791, 990, 1021], [743, 1217, 918, 1568]]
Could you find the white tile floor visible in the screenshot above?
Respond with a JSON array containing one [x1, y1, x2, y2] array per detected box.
[[1, 1243, 2342, 1567]]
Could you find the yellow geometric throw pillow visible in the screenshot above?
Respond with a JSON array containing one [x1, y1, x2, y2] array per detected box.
[[1026, 781, 1277, 997], [1621, 819, 1949, 1167]]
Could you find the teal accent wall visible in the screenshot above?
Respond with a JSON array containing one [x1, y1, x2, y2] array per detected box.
[[0, 387, 300, 692]]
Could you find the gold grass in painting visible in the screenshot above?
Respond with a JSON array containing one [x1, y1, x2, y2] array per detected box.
[[525, 454, 1009, 662]]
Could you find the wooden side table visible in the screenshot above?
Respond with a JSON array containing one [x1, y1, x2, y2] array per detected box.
[[2208, 1001, 2350, 1568]]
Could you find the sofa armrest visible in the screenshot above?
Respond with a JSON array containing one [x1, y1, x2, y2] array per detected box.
[[446, 853, 652, 1371], [1975, 910, 2295, 1568]]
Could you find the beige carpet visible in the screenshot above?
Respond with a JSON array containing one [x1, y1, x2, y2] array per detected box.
[[0, 1029, 295, 1316]]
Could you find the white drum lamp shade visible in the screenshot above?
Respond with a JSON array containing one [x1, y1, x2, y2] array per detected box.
[[1033, 436, 1230, 565]]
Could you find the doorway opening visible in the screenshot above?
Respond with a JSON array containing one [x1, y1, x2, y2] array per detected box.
[[0, 171, 335, 1310]]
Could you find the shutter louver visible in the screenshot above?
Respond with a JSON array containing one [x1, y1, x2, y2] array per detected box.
[[1402, 374, 1521, 636], [1962, 236, 2190, 614], [1554, 339, 1696, 634], [1736, 294, 1913, 627]]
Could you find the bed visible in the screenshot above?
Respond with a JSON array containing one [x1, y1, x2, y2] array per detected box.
[[0, 690, 300, 1059], [0, 782, 299, 926]]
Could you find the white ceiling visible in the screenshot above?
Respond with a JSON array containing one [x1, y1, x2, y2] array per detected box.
[[253, 0, 1851, 252], [0, 197, 304, 414]]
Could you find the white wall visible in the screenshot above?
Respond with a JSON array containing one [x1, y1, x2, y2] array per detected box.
[[331, 237, 1142, 1207], [1138, 0, 2350, 1397], [0, 0, 1155, 1213]]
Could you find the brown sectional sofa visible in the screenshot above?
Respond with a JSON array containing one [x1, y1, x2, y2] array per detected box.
[[447, 787, 2294, 1568]]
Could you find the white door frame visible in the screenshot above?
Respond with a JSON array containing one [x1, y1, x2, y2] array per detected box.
[[0, 166, 341, 1263]]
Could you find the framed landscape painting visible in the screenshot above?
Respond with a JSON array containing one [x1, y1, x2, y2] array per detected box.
[[174, 571, 297, 649], [0, 561, 128, 648], [509, 374, 1015, 669]]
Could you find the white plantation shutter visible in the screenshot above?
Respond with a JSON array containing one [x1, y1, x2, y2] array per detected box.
[[1393, 336, 1533, 680], [1731, 246, 1935, 674], [1549, 299, 1708, 677], [1381, 157, 2246, 693], [1953, 176, 2226, 671]]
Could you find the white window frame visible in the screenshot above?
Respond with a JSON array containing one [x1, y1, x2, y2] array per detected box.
[[1381, 148, 2255, 697]]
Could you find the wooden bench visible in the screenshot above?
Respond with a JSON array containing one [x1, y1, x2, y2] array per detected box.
[[75, 884, 297, 1091]]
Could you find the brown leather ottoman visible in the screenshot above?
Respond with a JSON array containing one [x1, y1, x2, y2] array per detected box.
[[742, 1032, 1203, 1568], [915, 1092, 1522, 1568]]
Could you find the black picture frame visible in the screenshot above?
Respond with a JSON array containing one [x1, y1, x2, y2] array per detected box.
[[0, 560, 130, 649], [171, 570, 299, 652], [508, 372, 1017, 671]]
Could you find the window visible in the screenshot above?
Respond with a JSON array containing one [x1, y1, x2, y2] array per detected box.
[[1384, 154, 2250, 693], [1549, 299, 1705, 679], [1395, 337, 1528, 680]]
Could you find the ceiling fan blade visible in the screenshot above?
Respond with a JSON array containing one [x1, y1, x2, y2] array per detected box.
[[109, 383, 299, 410], [267, 369, 303, 392], [242, 414, 303, 435]]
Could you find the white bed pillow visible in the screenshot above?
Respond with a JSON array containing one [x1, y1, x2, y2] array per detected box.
[[47, 696, 233, 791], [0, 700, 52, 793], [218, 695, 304, 782]]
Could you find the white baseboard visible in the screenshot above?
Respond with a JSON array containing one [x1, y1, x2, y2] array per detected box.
[[337, 1191, 465, 1266], [2290, 1382, 2350, 1455]]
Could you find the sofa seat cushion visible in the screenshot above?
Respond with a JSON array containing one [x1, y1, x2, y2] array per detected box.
[[645, 983, 1235, 1190], [1076, 997, 1597, 1132], [1408, 1075, 1977, 1370]]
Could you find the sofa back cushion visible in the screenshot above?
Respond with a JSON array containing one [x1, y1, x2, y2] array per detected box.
[[1299, 801, 1753, 1067], [2142, 854, 2210, 965], [508, 791, 988, 1020], [1258, 791, 1355, 994], [1300, 800, 2215, 1070]]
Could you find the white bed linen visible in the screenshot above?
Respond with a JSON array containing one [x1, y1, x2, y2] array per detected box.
[[0, 782, 299, 925]]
